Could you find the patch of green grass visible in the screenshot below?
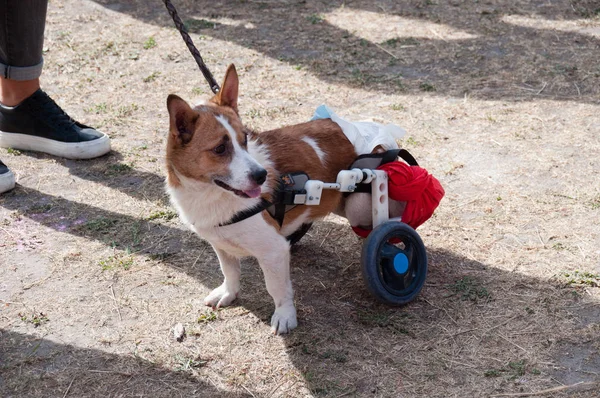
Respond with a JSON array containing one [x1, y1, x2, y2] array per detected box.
[[484, 369, 501, 377], [99, 254, 134, 271], [86, 102, 109, 114], [390, 103, 405, 111], [508, 360, 526, 377], [245, 108, 261, 119], [146, 210, 178, 221], [191, 87, 205, 95], [447, 276, 490, 302], [149, 252, 175, 261], [383, 37, 420, 47], [351, 68, 367, 85], [174, 355, 207, 372], [306, 14, 324, 24], [27, 203, 53, 213], [419, 82, 436, 92], [116, 103, 139, 118], [562, 270, 600, 287], [143, 71, 160, 83], [80, 217, 118, 232], [105, 162, 134, 175], [484, 360, 539, 380], [404, 136, 418, 146], [130, 221, 142, 247], [6, 148, 21, 156], [590, 197, 600, 209], [197, 311, 218, 323], [293, 64, 303, 70], [143, 36, 156, 50], [19, 312, 49, 328], [185, 18, 215, 31]]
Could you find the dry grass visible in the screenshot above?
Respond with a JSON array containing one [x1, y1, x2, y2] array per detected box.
[[1, 0, 599, 397]]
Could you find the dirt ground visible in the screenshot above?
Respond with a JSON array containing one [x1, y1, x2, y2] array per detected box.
[[1, 0, 599, 397]]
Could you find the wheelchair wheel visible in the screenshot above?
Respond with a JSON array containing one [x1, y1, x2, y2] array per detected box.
[[361, 221, 427, 305], [286, 223, 313, 245]]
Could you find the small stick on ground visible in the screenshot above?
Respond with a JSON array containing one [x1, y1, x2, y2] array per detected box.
[[109, 284, 122, 322], [489, 381, 598, 397], [536, 82, 548, 95], [319, 228, 334, 248], [373, 42, 398, 59], [62, 377, 75, 398]]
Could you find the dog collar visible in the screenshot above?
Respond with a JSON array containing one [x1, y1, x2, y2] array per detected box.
[[218, 198, 273, 227]]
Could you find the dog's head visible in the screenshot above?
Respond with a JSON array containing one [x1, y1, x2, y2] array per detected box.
[[166, 64, 267, 198]]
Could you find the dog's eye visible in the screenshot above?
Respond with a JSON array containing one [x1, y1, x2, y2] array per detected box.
[[213, 144, 226, 155]]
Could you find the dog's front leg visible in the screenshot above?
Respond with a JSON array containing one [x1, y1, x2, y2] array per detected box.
[[256, 241, 297, 334], [204, 247, 241, 308]]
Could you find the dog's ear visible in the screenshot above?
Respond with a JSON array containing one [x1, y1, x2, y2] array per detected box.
[[211, 64, 238, 112], [167, 94, 198, 145]]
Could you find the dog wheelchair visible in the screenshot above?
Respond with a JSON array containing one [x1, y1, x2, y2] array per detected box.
[[277, 149, 439, 305]]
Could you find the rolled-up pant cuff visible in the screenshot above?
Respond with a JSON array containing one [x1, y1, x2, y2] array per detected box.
[[0, 59, 44, 81]]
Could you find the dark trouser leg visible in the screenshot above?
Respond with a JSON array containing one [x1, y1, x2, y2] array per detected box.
[[0, 0, 48, 80]]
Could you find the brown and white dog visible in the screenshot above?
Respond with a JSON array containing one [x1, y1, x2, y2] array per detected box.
[[166, 64, 358, 334]]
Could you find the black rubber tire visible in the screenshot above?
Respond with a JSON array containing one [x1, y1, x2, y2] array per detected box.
[[286, 223, 313, 245], [361, 221, 428, 305]]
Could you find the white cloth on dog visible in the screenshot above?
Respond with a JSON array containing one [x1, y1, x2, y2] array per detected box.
[[311, 104, 406, 155]]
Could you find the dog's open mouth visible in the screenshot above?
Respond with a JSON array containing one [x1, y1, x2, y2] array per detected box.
[[214, 179, 261, 199]]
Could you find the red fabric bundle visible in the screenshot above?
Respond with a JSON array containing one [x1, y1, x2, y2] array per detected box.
[[351, 161, 445, 238]]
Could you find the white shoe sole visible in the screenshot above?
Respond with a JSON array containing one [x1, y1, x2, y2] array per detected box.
[[0, 169, 15, 194], [0, 130, 111, 160]]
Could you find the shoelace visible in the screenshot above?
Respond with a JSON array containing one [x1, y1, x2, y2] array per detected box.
[[29, 91, 77, 131]]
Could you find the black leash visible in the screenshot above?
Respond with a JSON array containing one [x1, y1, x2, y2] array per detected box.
[[162, 0, 220, 94]]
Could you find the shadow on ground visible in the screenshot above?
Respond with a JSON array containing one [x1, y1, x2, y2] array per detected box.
[[89, 0, 600, 103], [0, 329, 252, 398], [2, 186, 599, 396]]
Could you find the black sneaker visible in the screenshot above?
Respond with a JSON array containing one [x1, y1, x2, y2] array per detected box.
[[0, 89, 110, 159], [0, 159, 15, 193]]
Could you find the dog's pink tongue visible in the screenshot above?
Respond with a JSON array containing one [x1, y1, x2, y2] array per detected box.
[[244, 187, 262, 198]]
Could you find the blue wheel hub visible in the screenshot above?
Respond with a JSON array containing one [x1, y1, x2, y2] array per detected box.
[[393, 253, 409, 274]]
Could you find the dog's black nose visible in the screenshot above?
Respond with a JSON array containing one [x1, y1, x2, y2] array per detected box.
[[251, 168, 267, 185]]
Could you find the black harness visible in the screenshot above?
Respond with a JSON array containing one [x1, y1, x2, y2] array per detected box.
[[218, 149, 418, 228]]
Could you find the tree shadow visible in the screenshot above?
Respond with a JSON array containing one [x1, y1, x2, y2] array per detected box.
[[89, 0, 600, 103], [14, 149, 169, 205], [2, 188, 599, 395], [0, 329, 252, 397]]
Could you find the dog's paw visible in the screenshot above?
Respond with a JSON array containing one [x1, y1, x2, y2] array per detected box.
[[270, 304, 298, 335], [204, 284, 238, 308]]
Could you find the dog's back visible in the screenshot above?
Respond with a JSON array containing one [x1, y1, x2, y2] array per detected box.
[[255, 119, 357, 234]]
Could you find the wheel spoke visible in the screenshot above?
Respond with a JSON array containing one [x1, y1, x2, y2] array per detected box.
[[380, 242, 403, 263], [378, 240, 420, 293]]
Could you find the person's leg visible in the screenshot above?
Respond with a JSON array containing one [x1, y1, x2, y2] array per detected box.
[[0, 0, 47, 106], [0, 0, 111, 160]]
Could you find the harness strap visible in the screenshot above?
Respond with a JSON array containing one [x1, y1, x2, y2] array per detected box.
[[218, 198, 272, 227], [398, 149, 419, 166], [347, 148, 419, 195], [217, 150, 419, 227]]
